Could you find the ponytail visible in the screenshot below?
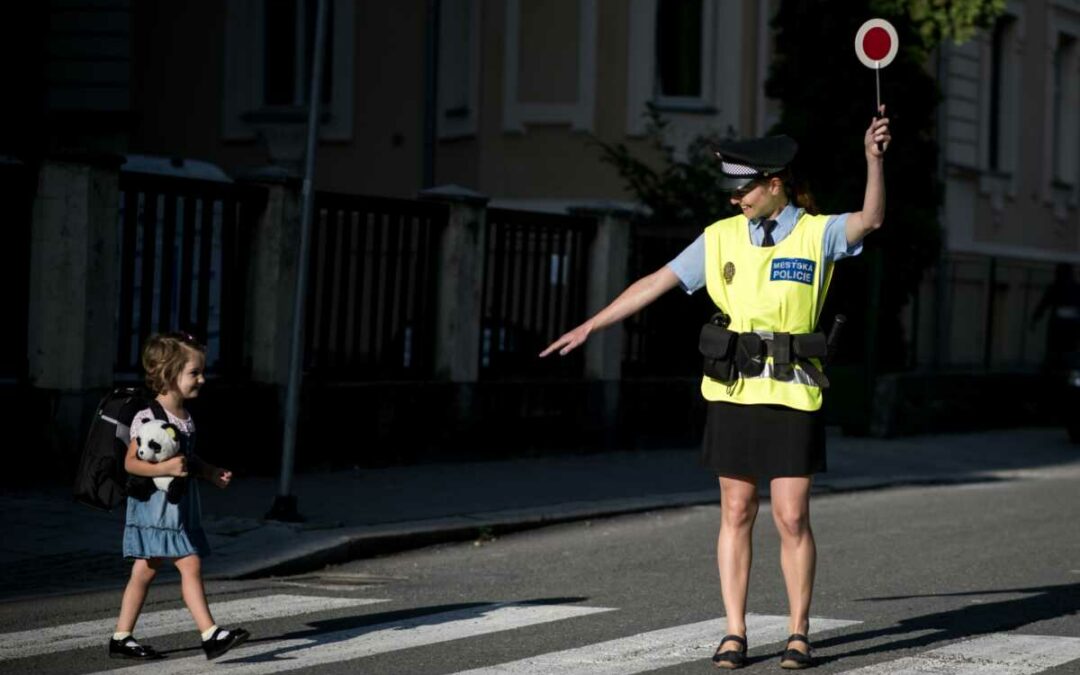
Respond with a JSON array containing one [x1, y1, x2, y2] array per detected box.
[[779, 169, 819, 215]]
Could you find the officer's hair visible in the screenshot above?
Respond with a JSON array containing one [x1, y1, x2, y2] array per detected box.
[[775, 169, 819, 215], [141, 332, 206, 394]]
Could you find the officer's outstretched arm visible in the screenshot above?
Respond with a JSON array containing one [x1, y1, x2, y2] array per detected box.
[[845, 105, 890, 247], [539, 266, 681, 357]]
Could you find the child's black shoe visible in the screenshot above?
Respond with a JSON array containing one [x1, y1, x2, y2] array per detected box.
[[108, 636, 163, 659], [202, 627, 250, 660]]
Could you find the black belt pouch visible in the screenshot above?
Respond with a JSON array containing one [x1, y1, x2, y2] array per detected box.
[[699, 323, 737, 384]]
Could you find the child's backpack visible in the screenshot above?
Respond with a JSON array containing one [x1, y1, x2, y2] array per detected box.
[[73, 387, 167, 511]]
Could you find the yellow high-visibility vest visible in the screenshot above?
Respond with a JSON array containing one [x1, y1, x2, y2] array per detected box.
[[701, 212, 833, 411]]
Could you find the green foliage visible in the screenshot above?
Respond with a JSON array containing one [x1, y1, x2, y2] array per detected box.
[[766, 0, 946, 370], [871, 0, 1006, 48], [592, 105, 738, 231]]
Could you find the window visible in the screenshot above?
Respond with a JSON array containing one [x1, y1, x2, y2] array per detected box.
[[626, 0, 738, 151], [656, 0, 702, 98], [1052, 33, 1078, 185], [222, 0, 354, 142], [263, 0, 333, 107]]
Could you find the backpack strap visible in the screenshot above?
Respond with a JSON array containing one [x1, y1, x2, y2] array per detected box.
[[147, 399, 168, 422]]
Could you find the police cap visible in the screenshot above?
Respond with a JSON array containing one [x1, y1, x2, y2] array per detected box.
[[713, 135, 798, 190]]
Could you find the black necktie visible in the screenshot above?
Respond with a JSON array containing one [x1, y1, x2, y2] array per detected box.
[[761, 219, 778, 247]]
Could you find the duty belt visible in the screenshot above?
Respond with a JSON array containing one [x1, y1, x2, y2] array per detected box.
[[698, 315, 831, 389]]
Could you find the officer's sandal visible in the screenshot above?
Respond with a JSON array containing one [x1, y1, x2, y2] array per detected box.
[[780, 633, 813, 670], [712, 633, 748, 669]]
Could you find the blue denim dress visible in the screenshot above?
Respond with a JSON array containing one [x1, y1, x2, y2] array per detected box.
[[122, 409, 211, 559]]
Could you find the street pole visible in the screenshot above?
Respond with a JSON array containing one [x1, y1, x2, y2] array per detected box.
[[266, 0, 328, 522]]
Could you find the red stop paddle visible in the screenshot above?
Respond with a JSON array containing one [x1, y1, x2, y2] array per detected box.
[[855, 19, 898, 150]]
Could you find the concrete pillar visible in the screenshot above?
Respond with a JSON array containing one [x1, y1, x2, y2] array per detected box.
[[239, 172, 303, 386], [571, 202, 635, 381], [420, 185, 489, 382], [27, 155, 123, 456], [571, 202, 635, 450]]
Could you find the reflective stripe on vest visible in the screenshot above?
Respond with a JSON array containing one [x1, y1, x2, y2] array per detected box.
[[701, 212, 833, 411]]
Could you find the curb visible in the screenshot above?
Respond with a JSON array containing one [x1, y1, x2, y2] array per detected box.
[[208, 469, 1051, 582], [207, 490, 720, 580]]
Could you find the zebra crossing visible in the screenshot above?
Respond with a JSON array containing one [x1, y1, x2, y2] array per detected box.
[[2, 591, 1079, 674]]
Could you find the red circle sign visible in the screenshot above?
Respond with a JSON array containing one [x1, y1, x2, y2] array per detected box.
[[863, 27, 892, 60], [855, 19, 899, 68]]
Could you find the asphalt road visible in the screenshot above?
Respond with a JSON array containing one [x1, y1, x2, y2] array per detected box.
[[3, 465, 1079, 674]]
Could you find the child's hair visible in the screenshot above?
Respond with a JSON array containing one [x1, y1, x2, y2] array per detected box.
[[142, 331, 207, 394]]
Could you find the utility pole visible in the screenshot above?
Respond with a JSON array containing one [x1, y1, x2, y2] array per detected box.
[[266, 0, 328, 522]]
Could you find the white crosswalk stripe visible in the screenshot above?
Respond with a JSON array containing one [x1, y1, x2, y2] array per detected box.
[[0, 594, 385, 662], [83, 602, 616, 675], [10, 590, 1080, 675], [836, 633, 1080, 674], [451, 613, 861, 674]]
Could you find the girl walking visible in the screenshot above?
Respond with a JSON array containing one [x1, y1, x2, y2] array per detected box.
[[109, 331, 249, 661], [542, 111, 890, 669]]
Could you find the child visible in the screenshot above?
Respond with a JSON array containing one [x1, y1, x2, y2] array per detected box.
[[109, 332, 249, 661]]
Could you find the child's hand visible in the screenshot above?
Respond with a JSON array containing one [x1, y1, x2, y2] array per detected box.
[[161, 456, 188, 478], [210, 468, 233, 489]]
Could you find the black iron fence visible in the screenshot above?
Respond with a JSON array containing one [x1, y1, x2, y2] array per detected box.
[[116, 173, 266, 376], [479, 208, 595, 379], [621, 225, 712, 377], [0, 161, 34, 382], [304, 193, 447, 379]]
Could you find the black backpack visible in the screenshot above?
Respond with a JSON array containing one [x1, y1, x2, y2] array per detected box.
[[73, 387, 168, 511]]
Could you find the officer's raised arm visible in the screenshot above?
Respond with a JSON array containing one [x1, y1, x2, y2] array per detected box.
[[844, 104, 891, 247], [539, 266, 681, 357]]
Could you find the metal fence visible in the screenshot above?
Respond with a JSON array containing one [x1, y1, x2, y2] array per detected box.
[[304, 193, 447, 379], [479, 208, 595, 379], [116, 173, 267, 376], [0, 161, 34, 382], [621, 225, 712, 377], [907, 254, 1062, 371]]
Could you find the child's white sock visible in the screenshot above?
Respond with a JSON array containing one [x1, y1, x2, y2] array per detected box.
[[112, 631, 132, 641], [201, 625, 229, 641]]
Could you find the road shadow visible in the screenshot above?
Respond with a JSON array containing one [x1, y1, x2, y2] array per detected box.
[[814, 583, 1080, 665]]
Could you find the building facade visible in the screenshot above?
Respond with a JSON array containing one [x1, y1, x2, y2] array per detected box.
[[16, 0, 1080, 376]]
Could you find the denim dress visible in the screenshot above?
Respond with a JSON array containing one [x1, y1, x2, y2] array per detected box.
[[122, 408, 211, 559]]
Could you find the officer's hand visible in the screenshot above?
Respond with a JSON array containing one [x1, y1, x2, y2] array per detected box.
[[866, 104, 890, 158], [540, 323, 592, 357]]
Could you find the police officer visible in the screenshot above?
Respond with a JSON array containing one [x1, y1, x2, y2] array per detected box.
[[541, 108, 890, 669]]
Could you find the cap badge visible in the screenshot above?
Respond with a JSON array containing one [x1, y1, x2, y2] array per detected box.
[[723, 262, 736, 284]]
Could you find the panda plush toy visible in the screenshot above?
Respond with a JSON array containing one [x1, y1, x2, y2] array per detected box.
[[134, 419, 187, 503]]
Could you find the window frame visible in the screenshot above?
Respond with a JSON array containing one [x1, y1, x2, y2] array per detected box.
[[502, 0, 598, 133], [651, 0, 716, 113], [222, 0, 354, 142], [1042, 2, 1080, 212]]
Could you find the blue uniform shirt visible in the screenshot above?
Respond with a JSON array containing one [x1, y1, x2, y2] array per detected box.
[[666, 205, 860, 293]]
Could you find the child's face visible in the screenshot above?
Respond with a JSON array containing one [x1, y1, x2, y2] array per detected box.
[[175, 349, 206, 399]]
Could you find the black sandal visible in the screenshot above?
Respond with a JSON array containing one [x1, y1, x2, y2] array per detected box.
[[712, 634, 748, 669], [780, 633, 813, 670]]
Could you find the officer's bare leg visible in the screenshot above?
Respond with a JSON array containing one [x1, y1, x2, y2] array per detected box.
[[717, 475, 759, 650], [769, 476, 815, 652]]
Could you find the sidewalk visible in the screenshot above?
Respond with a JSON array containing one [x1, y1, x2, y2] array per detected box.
[[3, 427, 1078, 601]]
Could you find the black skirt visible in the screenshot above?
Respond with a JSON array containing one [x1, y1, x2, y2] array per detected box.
[[701, 401, 826, 479]]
